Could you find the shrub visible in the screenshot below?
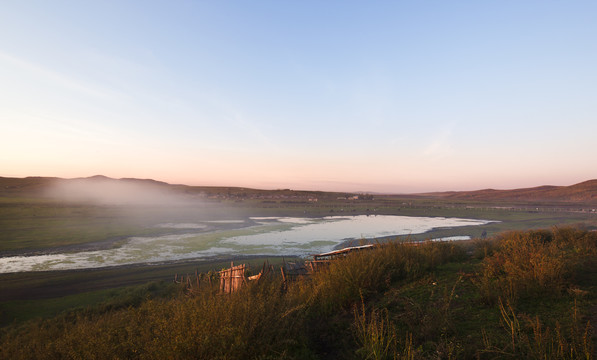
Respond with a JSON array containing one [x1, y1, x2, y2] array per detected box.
[[477, 227, 596, 303], [472, 237, 500, 260]]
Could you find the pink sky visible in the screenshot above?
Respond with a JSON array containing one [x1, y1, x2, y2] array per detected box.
[[2, 2, 596, 193]]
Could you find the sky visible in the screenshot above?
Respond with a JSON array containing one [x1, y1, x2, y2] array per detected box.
[[1, 1, 596, 193]]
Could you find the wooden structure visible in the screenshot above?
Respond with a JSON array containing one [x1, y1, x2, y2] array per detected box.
[[248, 261, 274, 281], [218, 261, 274, 294], [305, 259, 331, 273], [306, 244, 375, 272], [311, 244, 375, 260], [219, 262, 246, 294], [280, 261, 308, 283]]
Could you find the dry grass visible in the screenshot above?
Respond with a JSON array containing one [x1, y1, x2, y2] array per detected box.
[[479, 298, 594, 359], [476, 227, 597, 304], [1, 228, 595, 359]]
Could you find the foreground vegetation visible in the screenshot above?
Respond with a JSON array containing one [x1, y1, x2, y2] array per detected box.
[[1, 227, 595, 359]]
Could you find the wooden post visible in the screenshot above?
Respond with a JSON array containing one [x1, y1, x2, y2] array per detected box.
[[220, 270, 225, 293], [280, 266, 286, 283]]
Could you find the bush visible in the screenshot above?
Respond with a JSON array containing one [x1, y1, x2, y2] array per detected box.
[[477, 227, 596, 303]]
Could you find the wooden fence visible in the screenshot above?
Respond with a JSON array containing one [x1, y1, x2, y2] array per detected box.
[[219, 263, 246, 294]]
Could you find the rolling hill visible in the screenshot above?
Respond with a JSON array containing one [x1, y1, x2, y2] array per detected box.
[[2, 176, 597, 204], [0, 175, 342, 201], [424, 180, 597, 203]]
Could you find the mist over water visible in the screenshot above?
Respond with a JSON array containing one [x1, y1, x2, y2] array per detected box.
[[44, 177, 194, 206], [39, 176, 219, 232], [0, 215, 494, 273]]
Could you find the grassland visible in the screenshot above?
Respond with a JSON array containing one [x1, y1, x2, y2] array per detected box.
[[1, 185, 596, 326], [2, 175, 596, 251], [1, 177, 596, 358], [0, 256, 299, 326], [3, 193, 595, 252], [1, 227, 595, 359]]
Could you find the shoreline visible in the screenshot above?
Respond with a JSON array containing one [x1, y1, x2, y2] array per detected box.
[[0, 254, 297, 302], [0, 214, 494, 273]]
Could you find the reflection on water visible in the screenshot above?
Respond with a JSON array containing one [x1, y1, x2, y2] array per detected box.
[[225, 215, 484, 246], [0, 215, 493, 273]]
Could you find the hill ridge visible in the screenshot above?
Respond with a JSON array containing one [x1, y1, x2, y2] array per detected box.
[[1, 176, 597, 203], [424, 179, 597, 203]]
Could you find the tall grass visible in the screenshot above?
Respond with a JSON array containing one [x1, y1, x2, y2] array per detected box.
[[1, 240, 462, 359], [1, 279, 311, 360], [481, 298, 594, 359], [299, 240, 466, 315], [476, 227, 596, 359], [476, 227, 597, 303], [353, 298, 416, 360], [1, 229, 595, 359]]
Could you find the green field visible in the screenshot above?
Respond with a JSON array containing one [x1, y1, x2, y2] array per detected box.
[[1, 188, 597, 332], [2, 194, 596, 253]]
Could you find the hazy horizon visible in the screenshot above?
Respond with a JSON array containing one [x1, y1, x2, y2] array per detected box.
[[2, 2, 596, 193], [2, 173, 595, 195]]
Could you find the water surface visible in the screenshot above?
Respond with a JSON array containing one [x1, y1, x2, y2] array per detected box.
[[0, 215, 492, 273]]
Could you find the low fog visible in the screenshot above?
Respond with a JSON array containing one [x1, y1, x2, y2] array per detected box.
[[45, 177, 193, 206], [41, 176, 247, 226]]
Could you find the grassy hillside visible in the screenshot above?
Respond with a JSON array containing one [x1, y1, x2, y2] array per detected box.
[[0, 176, 346, 201], [1, 227, 595, 359], [426, 180, 597, 204], [4, 176, 597, 204]]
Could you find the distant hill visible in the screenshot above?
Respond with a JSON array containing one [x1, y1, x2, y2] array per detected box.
[[0, 176, 60, 195], [2, 176, 597, 204], [0, 176, 167, 195], [423, 180, 597, 204], [0, 175, 346, 201]]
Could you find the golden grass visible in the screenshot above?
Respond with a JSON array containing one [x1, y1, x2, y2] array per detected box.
[[1, 228, 595, 359]]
